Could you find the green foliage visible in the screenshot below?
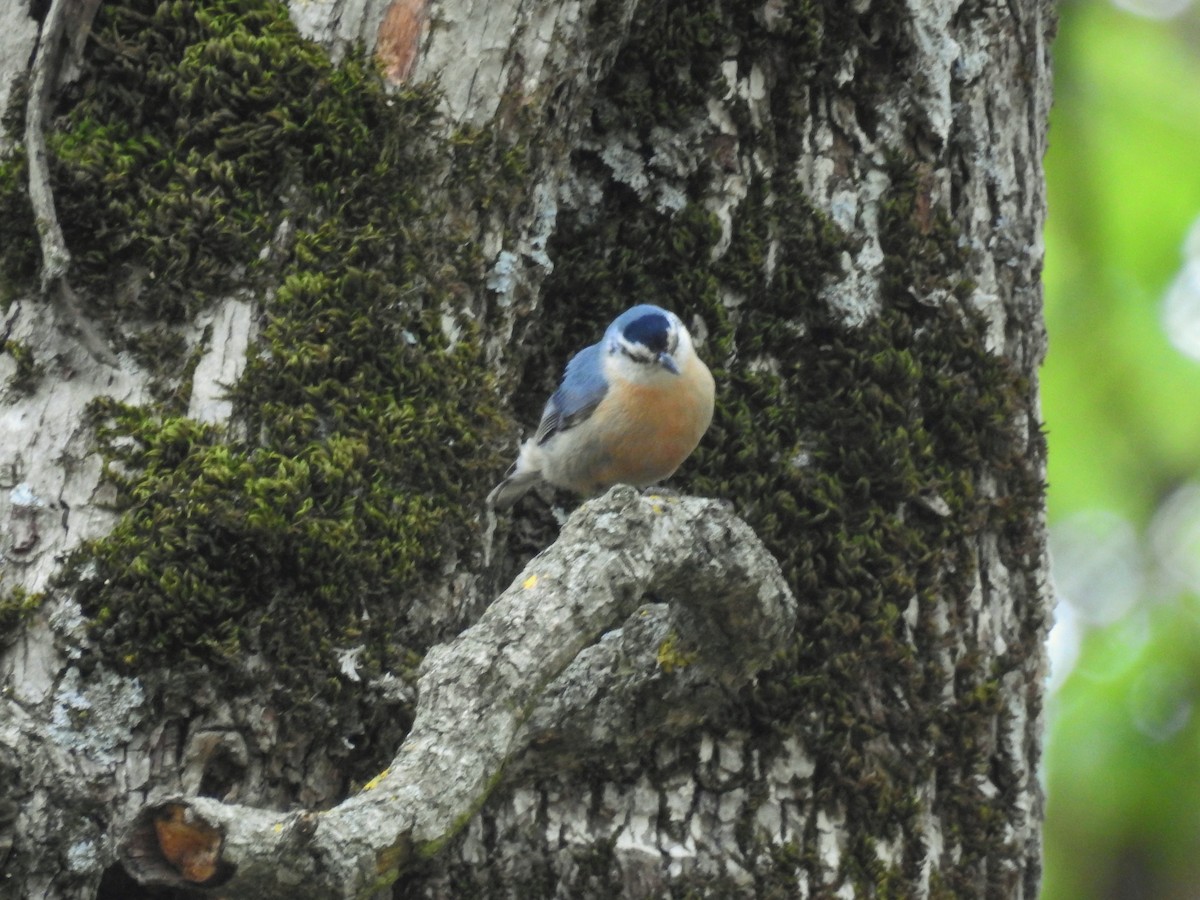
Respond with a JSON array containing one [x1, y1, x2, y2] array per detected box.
[[1046, 603, 1200, 899], [1041, 4, 1200, 899], [1042, 2, 1200, 523]]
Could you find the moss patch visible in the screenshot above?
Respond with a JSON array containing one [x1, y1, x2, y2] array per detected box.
[[45, 0, 339, 318], [1, 339, 45, 394], [0, 75, 39, 304], [21, 0, 511, 788], [538, 189, 1041, 893], [523, 0, 1044, 888], [0, 587, 43, 645]]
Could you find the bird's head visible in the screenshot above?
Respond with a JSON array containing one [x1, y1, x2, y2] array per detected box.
[[607, 305, 691, 375]]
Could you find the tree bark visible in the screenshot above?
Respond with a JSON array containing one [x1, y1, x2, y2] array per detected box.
[[0, 0, 1053, 898], [117, 489, 795, 897]]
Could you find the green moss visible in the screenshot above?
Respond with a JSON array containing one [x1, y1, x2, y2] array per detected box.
[[533, 48, 1042, 887], [120, 325, 204, 409], [0, 76, 38, 304], [712, 299, 1039, 880], [0, 587, 43, 645], [591, 0, 725, 138], [44, 0, 406, 319], [878, 153, 974, 304], [0, 150, 38, 305], [1, 339, 45, 394], [711, 155, 1040, 887], [449, 118, 534, 215], [0, 0, 1041, 888], [42, 0, 508, 789]]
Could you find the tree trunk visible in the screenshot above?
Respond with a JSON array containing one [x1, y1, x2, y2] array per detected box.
[[0, 0, 1053, 898]]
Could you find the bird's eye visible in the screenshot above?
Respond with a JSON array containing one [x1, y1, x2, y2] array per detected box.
[[620, 340, 655, 363]]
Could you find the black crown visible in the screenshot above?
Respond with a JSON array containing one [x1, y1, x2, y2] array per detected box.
[[621, 312, 671, 354]]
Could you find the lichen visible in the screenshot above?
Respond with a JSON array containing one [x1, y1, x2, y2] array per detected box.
[[656, 632, 698, 674]]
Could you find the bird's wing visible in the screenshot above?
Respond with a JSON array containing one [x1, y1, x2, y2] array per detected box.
[[534, 343, 608, 444]]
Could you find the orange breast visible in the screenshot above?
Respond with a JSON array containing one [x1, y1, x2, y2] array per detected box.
[[587, 367, 713, 489]]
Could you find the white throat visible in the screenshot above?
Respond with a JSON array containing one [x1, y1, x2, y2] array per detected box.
[[606, 328, 694, 385]]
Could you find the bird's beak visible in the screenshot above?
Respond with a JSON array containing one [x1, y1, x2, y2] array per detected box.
[[658, 352, 680, 375]]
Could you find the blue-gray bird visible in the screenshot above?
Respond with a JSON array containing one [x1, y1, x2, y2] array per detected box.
[[489, 305, 715, 510]]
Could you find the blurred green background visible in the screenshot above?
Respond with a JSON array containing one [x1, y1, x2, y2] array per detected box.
[[1043, 0, 1200, 897]]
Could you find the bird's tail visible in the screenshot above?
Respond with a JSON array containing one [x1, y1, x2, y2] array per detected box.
[[487, 470, 543, 510]]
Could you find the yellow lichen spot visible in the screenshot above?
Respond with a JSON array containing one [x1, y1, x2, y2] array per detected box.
[[522, 574, 538, 590], [361, 768, 390, 791], [656, 633, 698, 674], [273, 822, 284, 833], [644, 493, 680, 513]]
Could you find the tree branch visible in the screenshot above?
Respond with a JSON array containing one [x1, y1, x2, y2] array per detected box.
[[23, 0, 116, 366], [25, 0, 72, 288], [119, 487, 796, 898]]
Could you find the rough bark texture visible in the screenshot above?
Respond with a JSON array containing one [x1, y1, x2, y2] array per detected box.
[[117, 489, 795, 897], [0, 0, 1053, 898]]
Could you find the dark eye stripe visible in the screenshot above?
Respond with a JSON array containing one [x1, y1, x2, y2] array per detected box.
[[620, 343, 656, 364]]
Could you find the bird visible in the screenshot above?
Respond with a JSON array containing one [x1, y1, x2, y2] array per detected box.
[[489, 304, 715, 510]]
